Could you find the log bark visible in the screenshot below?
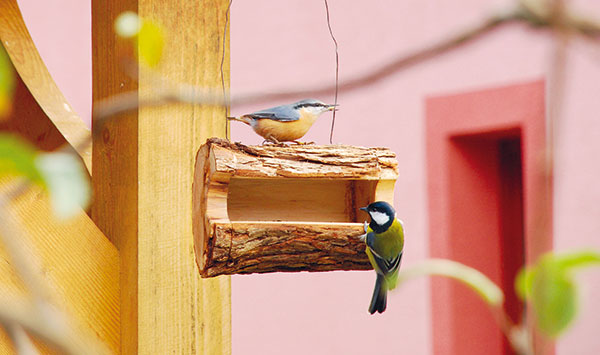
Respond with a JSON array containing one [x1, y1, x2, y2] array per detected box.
[[206, 138, 398, 179], [204, 222, 371, 277], [193, 138, 399, 277]]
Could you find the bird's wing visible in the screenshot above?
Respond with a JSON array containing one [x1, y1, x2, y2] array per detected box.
[[247, 104, 300, 121], [366, 232, 390, 274], [388, 251, 403, 274], [366, 232, 403, 275]]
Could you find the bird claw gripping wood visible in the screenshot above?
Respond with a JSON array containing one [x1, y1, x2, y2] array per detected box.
[[358, 221, 368, 242]]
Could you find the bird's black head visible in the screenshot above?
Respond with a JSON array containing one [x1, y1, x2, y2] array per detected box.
[[360, 201, 396, 233]]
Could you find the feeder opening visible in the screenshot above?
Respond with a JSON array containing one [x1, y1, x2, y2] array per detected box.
[[227, 178, 377, 223]]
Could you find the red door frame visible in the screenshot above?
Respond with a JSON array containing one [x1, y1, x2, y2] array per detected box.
[[426, 80, 552, 354]]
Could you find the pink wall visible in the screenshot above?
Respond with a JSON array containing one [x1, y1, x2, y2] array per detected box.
[[16, 0, 91, 127], [16, 0, 600, 354], [426, 81, 546, 354]]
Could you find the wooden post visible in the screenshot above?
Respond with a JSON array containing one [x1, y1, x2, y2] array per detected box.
[[92, 1, 231, 354]]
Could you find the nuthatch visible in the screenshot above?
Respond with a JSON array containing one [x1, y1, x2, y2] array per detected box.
[[228, 99, 337, 143]]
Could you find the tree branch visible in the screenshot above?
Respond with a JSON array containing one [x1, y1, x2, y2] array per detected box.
[[92, 8, 523, 121], [91, 0, 600, 124], [0, 187, 109, 355], [1, 322, 39, 355]]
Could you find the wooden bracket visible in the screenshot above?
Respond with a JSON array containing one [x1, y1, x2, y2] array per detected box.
[[192, 138, 399, 277], [0, 0, 92, 173]]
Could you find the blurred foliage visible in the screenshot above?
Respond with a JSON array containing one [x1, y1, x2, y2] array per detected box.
[[0, 43, 15, 120], [114, 11, 141, 38], [35, 152, 90, 219], [0, 134, 44, 185], [115, 11, 164, 67], [397, 258, 504, 306], [0, 134, 90, 218], [516, 251, 600, 337], [138, 21, 164, 67], [399, 250, 600, 353]]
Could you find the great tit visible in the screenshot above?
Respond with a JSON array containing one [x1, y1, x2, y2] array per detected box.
[[360, 201, 404, 314]]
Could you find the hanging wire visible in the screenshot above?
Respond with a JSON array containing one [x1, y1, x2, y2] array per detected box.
[[324, 0, 339, 144], [220, 0, 234, 140]]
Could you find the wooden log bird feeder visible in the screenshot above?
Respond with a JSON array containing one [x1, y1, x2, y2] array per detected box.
[[192, 138, 399, 277]]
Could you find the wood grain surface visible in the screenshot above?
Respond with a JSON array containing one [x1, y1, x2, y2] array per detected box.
[[0, 178, 119, 353], [92, 1, 231, 353]]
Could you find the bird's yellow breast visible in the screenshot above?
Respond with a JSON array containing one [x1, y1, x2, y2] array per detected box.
[[365, 219, 404, 259], [252, 109, 317, 142]]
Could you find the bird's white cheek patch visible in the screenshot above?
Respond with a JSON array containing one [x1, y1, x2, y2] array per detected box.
[[370, 211, 390, 225]]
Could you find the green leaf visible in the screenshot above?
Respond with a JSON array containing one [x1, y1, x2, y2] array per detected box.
[[530, 258, 577, 337], [0, 134, 90, 218], [35, 152, 91, 219], [137, 20, 164, 67], [554, 251, 600, 270], [0, 134, 44, 185], [114, 12, 164, 67], [515, 266, 533, 300], [516, 251, 600, 338], [0, 43, 16, 119]]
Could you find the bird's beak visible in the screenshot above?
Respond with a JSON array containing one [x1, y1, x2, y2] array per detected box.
[[359, 206, 368, 212], [327, 104, 339, 111]]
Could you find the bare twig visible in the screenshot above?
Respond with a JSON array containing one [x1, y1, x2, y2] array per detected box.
[[489, 307, 533, 355], [397, 259, 504, 305], [220, 0, 233, 138], [546, 0, 569, 173], [93, 9, 522, 120], [1, 322, 39, 355], [0, 299, 83, 355], [90, 1, 600, 131], [0, 188, 109, 355], [522, 0, 568, 353], [519, 0, 600, 37], [324, 0, 339, 144]]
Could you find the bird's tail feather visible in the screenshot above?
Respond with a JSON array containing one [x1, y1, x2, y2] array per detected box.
[[369, 273, 387, 314]]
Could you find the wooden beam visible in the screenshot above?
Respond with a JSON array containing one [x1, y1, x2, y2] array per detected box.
[[0, 0, 92, 173], [0, 1, 118, 350], [0, 178, 119, 353], [92, 1, 231, 354], [91, 1, 138, 353]]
